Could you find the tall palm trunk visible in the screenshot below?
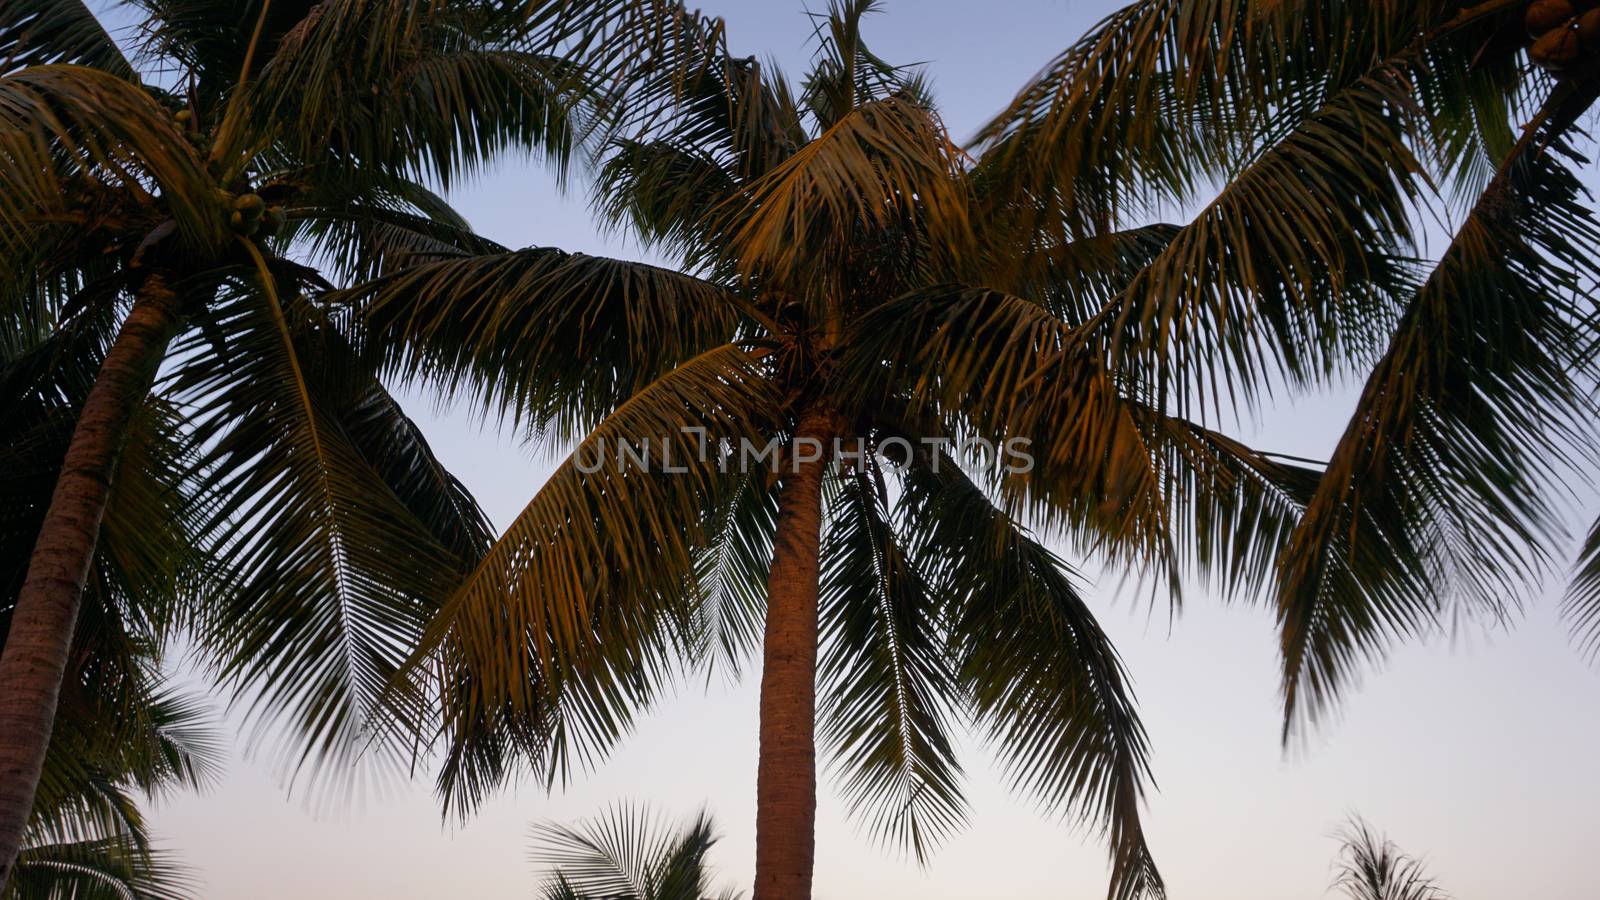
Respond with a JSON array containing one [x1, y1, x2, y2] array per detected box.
[[753, 407, 841, 900], [0, 273, 183, 886]]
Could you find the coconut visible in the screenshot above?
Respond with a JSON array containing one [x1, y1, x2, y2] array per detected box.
[[1527, 0, 1577, 36], [233, 192, 265, 214], [229, 210, 255, 235], [1531, 22, 1583, 69], [174, 109, 193, 124], [259, 206, 286, 236]]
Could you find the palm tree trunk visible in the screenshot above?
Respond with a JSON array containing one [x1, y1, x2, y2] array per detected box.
[[0, 273, 183, 887], [753, 406, 841, 900]]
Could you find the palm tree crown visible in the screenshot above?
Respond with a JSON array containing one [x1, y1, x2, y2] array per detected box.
[[0, 0, 687, 881], [531, 804, 740, 900], [353, 3, 1437, 897], [1332, 818, 1450, 900]]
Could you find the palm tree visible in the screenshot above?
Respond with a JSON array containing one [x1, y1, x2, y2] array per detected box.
[[1331, 818, 1449, 900], [973, 1, 1600, 734], [531, 805, 739, 900], [350, 4, 1385, 897], [7, 667, 217, 900], [0, 0, 696, 879], [2, 291, 221, 900]]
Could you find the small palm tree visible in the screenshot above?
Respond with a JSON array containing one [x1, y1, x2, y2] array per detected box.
[[0, 0, 684, 880], [1331, 818, 1449, 900], [8, 677, 217, 900], [532, 805, 739, 900]]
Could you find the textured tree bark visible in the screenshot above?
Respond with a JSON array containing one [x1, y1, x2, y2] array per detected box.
[[753, 407, 842, 900], [0, 274, 183, 887]]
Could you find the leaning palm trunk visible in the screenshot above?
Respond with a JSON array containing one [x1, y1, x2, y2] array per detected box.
[[753, 408, 840, 900], [0, 274, 183, 886]]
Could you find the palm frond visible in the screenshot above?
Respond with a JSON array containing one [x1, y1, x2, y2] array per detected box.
[[170, 260, 479, 793], [818, 464, 965, 861], [1084, 67, 1425, 412], [7, 836, 196, 900], [972, 0, 1258, 237], [255, 8, 585, 187], [1567, 514, 1600, 662], [721, 95, 969, 290], [1147, 412, 1321, 603], [1275, 82, 1600, 737], [688, 469, 776, 679], [898, 444, 1162, 900], [289, 173, 509, 283], [349, 247, 744, 442], [845, 287, 1172, 572], [0, 0, 134, 78], [595, 40, 804, 272], [530, 803, 732, 900], [0, 65, 222, 259], [799, 0, 924, 129], [417, 343, 779, 816], [1013, 224, 1180, 325], [1331, 817, 1449, 900]]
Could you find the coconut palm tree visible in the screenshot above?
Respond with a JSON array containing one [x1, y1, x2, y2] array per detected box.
[[2, 288, 222, 900], [348, 3, 1409, 897], [1331, 818, 1449, 900], [531, 805, 739, 900], [0, 0, 703, 880]]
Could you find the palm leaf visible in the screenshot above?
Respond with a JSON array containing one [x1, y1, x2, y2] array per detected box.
[[0, 65, 222, 260], [530, 803, 732, 900], [0, 0, 134, 78], [845, 287, 1172, 571], [288, 173, 509, 283], [170, 259, 479, 791], [1275, 82, 1600, 736], [416, 343, 780, 816], [6, 836, 196, 900], [1567, 515, 1600, 662], [1331, 817, 1449, 900], [818, 463, 966, 861], [688, 468, 777, 679], [349, 247, 744, 442], [898, 444, 1162, 900], [720, 94, 970, 289], [1081, 67, 1425, 412]]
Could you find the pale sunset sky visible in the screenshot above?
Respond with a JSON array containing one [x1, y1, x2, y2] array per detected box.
[[94, 1, 1600, 897]]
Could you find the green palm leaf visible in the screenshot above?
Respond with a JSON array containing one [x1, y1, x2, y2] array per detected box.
[[416, 343, 780, 815], [899, 444, 1163, 900], [0, 66, 222, 262], [0, 0, 134, 78], [6, 836, 195, 900], [531, 803, 736, 900], [688, 468, 777, 679], [818, 464, 965, 861], [171, 262, 481, 788], [350, 247, 744, 441], [1274, 82, 1600, 736]]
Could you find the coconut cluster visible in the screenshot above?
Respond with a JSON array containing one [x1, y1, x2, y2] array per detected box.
[[218, 189, 285, 238], [1527, 0, 1600, 72], [171, 106, 286, 239]]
